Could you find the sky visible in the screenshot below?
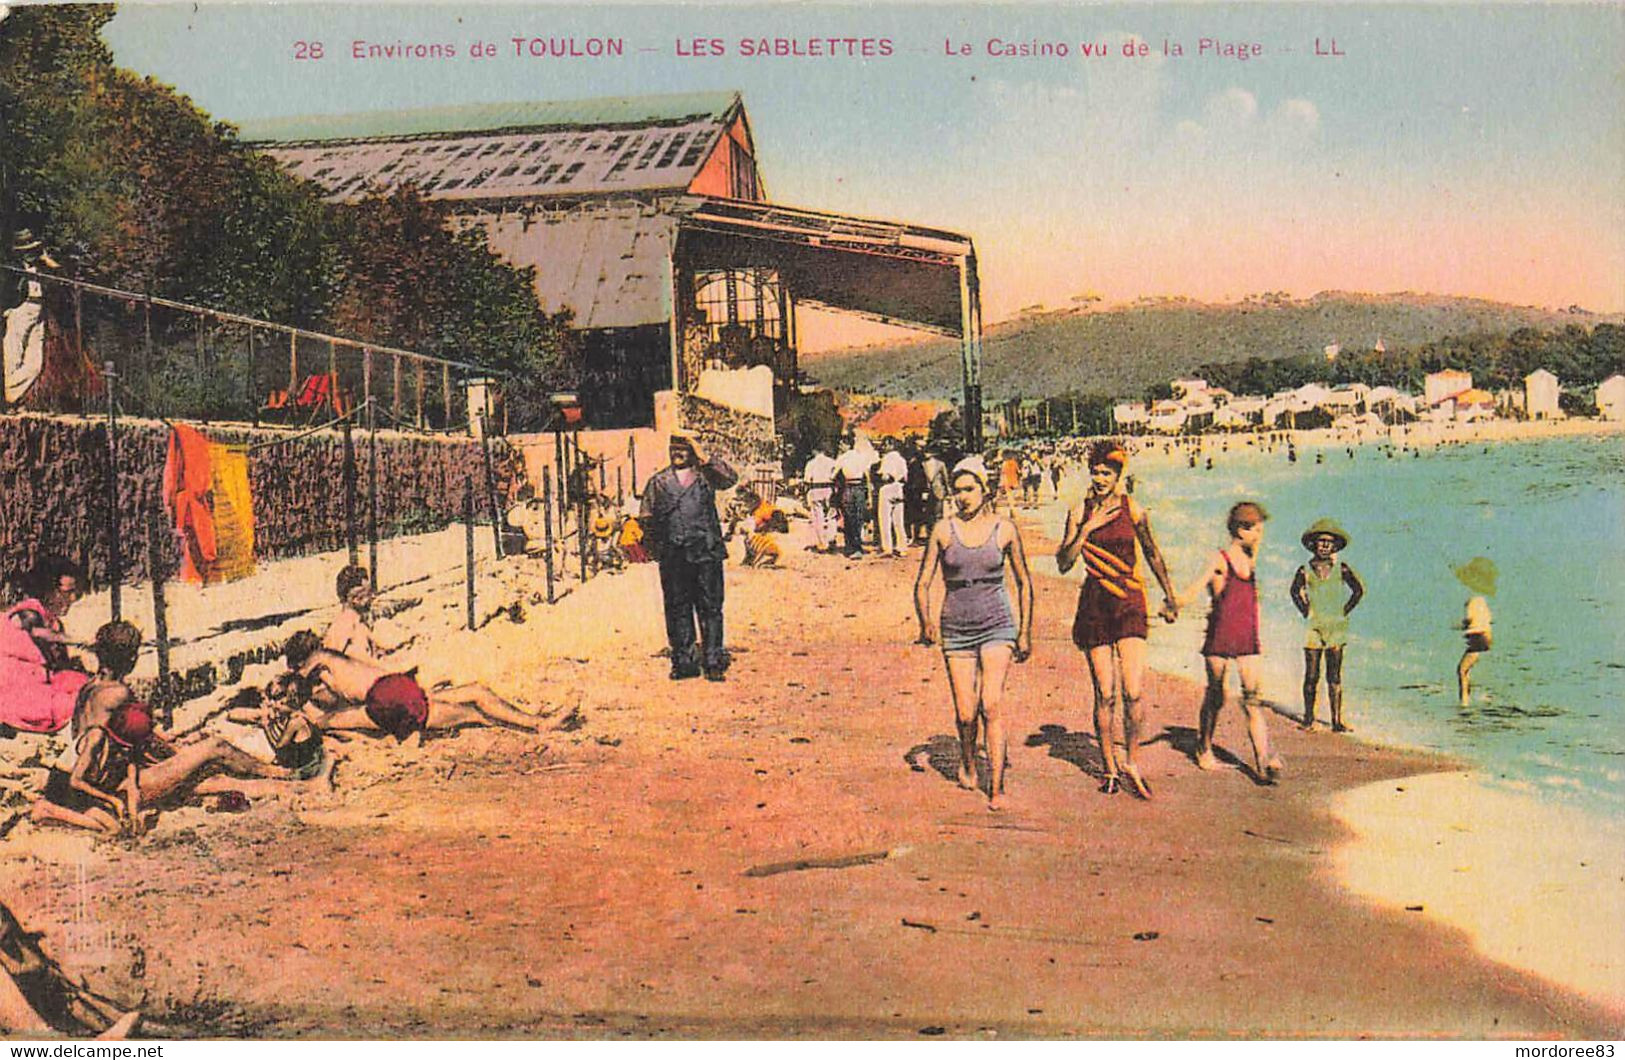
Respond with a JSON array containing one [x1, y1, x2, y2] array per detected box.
[[97, 3, 1625, 344]]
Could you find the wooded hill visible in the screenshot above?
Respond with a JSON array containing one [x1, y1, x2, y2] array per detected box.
[[801, 293, 1620, 401]]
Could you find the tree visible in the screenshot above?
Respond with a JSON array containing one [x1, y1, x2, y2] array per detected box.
[[2, 5, 579, 419]]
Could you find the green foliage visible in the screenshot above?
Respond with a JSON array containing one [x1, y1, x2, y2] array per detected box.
[[777, 388, 843, 476], [805, 294, 1623, 402], [1, 4, 577, 417], [1197, 325, 1625, 396]]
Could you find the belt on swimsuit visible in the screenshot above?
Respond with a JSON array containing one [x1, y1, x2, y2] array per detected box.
[[945, 576, 1005, 589]]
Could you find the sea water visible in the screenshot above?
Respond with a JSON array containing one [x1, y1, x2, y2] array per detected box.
[[1035, 433, 1625, 818]]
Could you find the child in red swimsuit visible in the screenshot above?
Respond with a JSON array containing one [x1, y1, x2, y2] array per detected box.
[[1171, 501, 1283, 784]]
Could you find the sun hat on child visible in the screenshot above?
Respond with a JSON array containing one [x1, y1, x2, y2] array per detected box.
[[1301, 517, 1351, 552], [1453, 556, 1498, 597]]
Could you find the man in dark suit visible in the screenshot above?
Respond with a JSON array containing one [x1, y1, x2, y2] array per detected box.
[[639, 431, 739, 681]]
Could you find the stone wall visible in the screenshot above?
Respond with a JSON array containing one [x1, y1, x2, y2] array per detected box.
[[677, 393, 778, 469], [0, 413, 525, 596]]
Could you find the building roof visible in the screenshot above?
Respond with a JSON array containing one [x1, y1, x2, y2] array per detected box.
[[240, 91, 740, 144], [246, 92, 743, 204], [474, 203, 678, 329], [675, 197, 977, 336], [857, 400, 942, 438]]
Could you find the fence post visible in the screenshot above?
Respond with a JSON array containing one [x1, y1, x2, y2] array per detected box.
[[142, 295, 153, 412], [617, 466, 624, 507], [367, 395, 379, 594], [103, 362, 122, 621], [542, 468, 556, 604], [577, 490, 589, 584], [73, 285, 83, 368], [415, 361, 425, 430], [463, 481, 476, 631], [441, 364, 452, 430], [629, 435, 638, 495], [247, 326, 258, 428], [342, 413, 359, 564], [478, 414, 504, 559], [289, 331, 299, 395], [146, 509, 172, 726], [553, 424, 567, 541]]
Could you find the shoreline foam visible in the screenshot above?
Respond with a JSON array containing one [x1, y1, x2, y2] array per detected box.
[[1017, 493, 1625, 1019], [1331, 769, 1625, 1013]]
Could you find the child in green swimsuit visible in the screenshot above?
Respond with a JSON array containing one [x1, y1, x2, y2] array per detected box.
[[226, 676, 328, 781], [1289, 519, 1365, 732]]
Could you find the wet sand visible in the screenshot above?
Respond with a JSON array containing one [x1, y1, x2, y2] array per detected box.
[[1, 526, 1620, 1038]]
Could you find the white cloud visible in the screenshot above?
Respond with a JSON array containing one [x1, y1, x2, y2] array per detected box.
[[1274, 98, 1321, 134], [1173, 89, 1321, 152], [1204, 87, 1259, 128]]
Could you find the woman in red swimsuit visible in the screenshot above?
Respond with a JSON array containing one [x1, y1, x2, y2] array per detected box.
[[1172, 501, 1283, 784], [1057, 441, 1179, 799]]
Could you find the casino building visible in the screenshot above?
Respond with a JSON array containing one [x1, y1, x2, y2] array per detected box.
[[243, 91, 985, 446], [247, 85, 981, 442]]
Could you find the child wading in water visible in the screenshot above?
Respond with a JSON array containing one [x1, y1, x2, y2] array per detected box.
[[1289, 518, 1365, 732], [1169, 501, 1284, 784], [1453, 557, 1496, 707]]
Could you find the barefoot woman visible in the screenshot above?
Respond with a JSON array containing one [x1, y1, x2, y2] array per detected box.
[[1057, 441, 1178, 799], [914, 457, 1034, 810]]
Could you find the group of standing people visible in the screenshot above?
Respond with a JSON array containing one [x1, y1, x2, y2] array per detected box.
[[804, 438, 951, 558], [914, 438, 1368, 810]]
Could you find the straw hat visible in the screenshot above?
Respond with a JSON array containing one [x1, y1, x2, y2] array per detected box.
[[1301, 517, 1351, 552], [1453, 556, 1498, 596]]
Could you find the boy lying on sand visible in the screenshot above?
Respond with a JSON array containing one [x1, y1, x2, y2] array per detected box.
[[283, 631, 548, 741]]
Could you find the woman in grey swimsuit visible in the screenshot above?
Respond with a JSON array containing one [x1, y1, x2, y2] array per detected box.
[[914, 457, 1035, 810]]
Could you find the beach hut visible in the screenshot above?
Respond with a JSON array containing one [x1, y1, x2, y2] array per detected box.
[[1596, 375, 1625, 420], [1524, 369, 1561, 420]]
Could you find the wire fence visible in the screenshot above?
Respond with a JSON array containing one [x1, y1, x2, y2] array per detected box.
[[2, 265, 499, 432]]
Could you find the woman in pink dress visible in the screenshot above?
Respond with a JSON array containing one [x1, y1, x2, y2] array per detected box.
[[0, 556, 90, 733]]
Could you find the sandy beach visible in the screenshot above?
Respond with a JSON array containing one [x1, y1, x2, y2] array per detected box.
[[0, 512, 1619, 1038]]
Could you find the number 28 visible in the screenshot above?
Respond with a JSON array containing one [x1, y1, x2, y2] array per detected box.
[[294, 41, 325, 60]]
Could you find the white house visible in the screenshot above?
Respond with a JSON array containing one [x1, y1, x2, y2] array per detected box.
[[1597, 374, 1625, 420], [1113, 402, 1149, 432], [1524, 369, 1560, 420], [1425, 369, 1472, 408], [1148, 401, 1189, 434]]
